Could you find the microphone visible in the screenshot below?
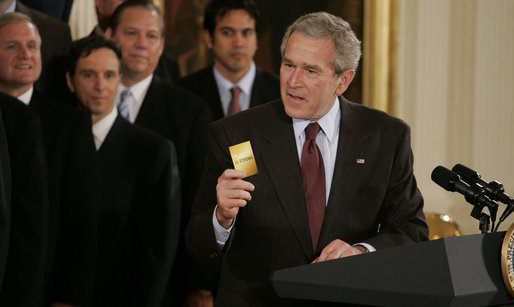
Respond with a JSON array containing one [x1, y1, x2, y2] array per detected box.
[[452, 164, 514, 226], [431, 166, 498, 222], [452, 164, 513, 205]]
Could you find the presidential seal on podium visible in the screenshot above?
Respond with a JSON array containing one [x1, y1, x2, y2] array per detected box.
[[501, 223, 514, 297]]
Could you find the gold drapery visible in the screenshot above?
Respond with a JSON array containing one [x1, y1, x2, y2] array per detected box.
[[363, 0, 398, 115], [153, 0, 165, 11]]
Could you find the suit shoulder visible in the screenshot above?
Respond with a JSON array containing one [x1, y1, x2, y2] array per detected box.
[[32, 93, 90, 127], [212, 99, 282, 129], [18, 4, 69, 31], [128, 120, 168, 143], [127, 122, 174, 153], [176, 66, 212, 89], [0, 93, 34, 119], [343, 99, 410, 132], [255, 67, 280, 85], [152, 77, 210, 111], [0, 94, 41, 142]]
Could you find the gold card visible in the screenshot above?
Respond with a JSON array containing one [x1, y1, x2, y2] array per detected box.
[[229, 141, 258, 177]]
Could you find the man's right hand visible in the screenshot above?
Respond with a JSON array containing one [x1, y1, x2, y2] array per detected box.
[[216, 169, 255, 229]]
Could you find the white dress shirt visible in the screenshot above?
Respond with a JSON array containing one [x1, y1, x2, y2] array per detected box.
[[17, 86, 33, 105], [213, 62, 256, 116], [3, 1, 15, 13], [292, 98, 340, 203], [92, 107, 117, 150]]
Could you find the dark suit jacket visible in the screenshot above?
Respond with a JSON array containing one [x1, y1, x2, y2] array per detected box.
[[89, 26, 181, 84], [16, 2, 72, 100], [177, 65, 280, 121], [0, 92, 48, 307], [186, 98, 428, 306], [29, 90, 98, 306], [155, 51, 181, 84], [134, 76, 211, 305], [19, 0, 74, 21], [0, 109, 10, 290], [94, 115, 180, 307], [135, 76, 211, 214]]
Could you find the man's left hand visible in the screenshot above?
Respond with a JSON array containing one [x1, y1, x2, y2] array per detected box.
[[311, 239, 367, 263]]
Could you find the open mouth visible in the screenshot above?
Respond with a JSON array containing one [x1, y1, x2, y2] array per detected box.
[[287, 93, 305, 102]]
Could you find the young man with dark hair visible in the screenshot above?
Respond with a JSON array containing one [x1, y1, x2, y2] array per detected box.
[[66, 35, 181, 306], [177, 0, 280, 121]]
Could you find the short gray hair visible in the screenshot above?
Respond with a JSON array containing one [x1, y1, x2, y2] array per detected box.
[[0, 12, 41, 42], [280, 12, 361, 74]]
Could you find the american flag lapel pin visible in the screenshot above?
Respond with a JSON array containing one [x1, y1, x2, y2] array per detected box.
[[356, 158, 365, 164]]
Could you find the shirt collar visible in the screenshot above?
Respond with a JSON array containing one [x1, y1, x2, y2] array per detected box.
[[17, 86, 34, 105], [119, 73, 153, 103], [213, 61, 256, 96], [5, 1, 16, 13], [92, 107, 118, 150], [292, 97, 340, 143]]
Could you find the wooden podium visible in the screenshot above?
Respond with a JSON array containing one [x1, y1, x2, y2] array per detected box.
[[272, 232, 514, 306]]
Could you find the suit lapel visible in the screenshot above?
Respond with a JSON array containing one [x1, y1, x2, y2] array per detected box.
[[99, 115, 126, 154], [28, 90, 53, 153], [317, 98, 374, 251], [258, 103, 313, 259], [249, 68, 262, 108], [14, 2, 30, 15], [135, 77, 159, 126]]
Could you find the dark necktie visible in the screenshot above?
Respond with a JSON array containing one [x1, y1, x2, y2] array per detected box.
[[228, 86, 241, 115], [301, 122, 326, 251]]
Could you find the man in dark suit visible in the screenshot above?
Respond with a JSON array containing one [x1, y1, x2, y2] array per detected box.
[[0, 13, 98, 307], [186, 12, 428, 306], [177, 0, 280, 121], [105, 1, 211, 304], [0, 92, 48, 307], [66, 35, 181, 306], [92, 0, 181, 83], [0, 108, 10, 291], [0, 0, 73, 99], [105, 0, 210, 210]]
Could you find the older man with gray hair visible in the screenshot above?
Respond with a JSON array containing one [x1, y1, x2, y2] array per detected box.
[[0, 12, 98, 307], [186, 12, 428, 306]]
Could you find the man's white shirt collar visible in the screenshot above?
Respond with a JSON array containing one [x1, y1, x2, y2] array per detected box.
[[116, 74, 153, 123], [292, 97, 340, 144], [92, 107, 118, 150], [4, 1, 16, 13], [17, 86, 34, 105], [213, 62, 256, 115]]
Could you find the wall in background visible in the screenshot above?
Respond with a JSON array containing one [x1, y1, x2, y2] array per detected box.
[[398, 0, 514, 234]]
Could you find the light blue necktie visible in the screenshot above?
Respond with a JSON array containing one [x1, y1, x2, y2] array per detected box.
[[118, 89, 131, 120]]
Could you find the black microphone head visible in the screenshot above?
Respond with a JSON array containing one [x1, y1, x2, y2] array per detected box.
[[452, 164, 480, 184], [432, 166, 460, 192]]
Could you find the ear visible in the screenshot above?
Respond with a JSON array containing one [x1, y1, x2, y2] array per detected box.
[[65, 72, 75, 93], [335, 69, 355, 96], [105, 27, 112, 39], [203, 30, 213, 49]]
